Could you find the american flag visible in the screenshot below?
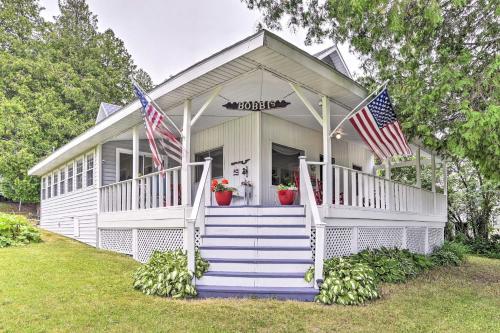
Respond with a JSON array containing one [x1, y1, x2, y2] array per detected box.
[[133, 83, 182, 171], [349, 88, 411, 160]]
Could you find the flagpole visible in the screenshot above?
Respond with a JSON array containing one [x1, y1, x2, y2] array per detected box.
[[131, 78, 183, 137], [329, 79, 389, 137]]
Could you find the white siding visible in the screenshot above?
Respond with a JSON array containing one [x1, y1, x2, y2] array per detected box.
[[101, 140, 151, 186], [40, 148, 99, 246]]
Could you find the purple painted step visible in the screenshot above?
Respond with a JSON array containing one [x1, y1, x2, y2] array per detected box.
[[199, 246, 311, 251], [205, 258, 313, 264], [203, 271, 306, 278], [196, 285, 317, 301]]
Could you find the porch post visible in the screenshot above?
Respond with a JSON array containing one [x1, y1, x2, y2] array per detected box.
[[322, 96, 332, 208], [431, 153, 436, 214], [415, 147, 421, 188], [131, 125, 139, 210], [443, 160, 448, 197], [181, 99, 192, 206]]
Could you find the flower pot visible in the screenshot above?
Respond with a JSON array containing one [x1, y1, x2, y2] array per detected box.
[[278, 189, 296, 205], [215, 191, 233, 206]]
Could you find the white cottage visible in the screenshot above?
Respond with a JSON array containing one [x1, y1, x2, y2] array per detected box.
[[29, 30, 447, 300]]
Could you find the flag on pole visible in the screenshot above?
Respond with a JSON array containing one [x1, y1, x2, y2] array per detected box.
[[349, 88, 412, 160], [132, 82, 182, 171]]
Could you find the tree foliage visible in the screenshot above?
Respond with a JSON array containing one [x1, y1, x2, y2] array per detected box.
[[243, 0, 499, 182], [0, 0, 152, 203]]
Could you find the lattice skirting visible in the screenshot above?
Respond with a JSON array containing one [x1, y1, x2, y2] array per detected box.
[[317, 226, 444, 259], [99, 228, 184, 263]]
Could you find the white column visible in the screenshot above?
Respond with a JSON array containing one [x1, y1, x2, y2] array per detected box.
[[443, 160, 448, 196], [415, 147, 421, 188], [131, 125, 139, 210], [322, 96, 332, 208], [431, 154, 436, 213], [181, 99, 192, 206]]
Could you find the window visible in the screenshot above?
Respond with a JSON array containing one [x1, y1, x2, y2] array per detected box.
[[41, 178, 46, 200], [271, 143, 303, 185], [86, 153, 94, 186], [76, 159, 83, 190], [67, 163, 74, 193], [117, 150, 155, 181], [47, 175, 52, 199], [195, 147, 223, 182], [52, 172, 58, 197], [59, 169, 65, 195]]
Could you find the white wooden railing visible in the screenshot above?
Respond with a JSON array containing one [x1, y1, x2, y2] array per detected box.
[[186, 157, 212, 274], [330, 164, 445, 216], [100, 166, 181, 213], [299, 157, 325, 289]]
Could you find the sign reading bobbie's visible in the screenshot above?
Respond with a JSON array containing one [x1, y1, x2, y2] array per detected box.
[[222, 100, 290, 112]]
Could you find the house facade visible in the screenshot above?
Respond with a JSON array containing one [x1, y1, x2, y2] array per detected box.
[[29, 31, 447, 300]]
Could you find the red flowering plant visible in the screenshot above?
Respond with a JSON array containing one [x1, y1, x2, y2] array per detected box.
[[211, 179, 237, 193]]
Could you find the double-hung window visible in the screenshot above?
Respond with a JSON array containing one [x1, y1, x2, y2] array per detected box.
[[59, 169, 66, 195], [47, 175, 52, 199], [67, 163, 74, 193], [41, 178, 46, 200], [52, 173, 58, 197], [76, 159, 83, 190], [86, 153, 94, 187]]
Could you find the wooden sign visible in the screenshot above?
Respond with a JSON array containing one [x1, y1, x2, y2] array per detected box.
[[222, 100, 290, 112]]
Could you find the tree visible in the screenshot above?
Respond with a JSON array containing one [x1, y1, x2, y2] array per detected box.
[[243, 0, 499, 182], [243, 0, 499, 238], [0, 0, 153, 203]]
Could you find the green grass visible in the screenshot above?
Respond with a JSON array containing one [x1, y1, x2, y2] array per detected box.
[[1, 231, 499, 333]]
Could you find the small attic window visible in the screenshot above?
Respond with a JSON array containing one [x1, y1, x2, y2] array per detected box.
[[96, 102, 122, 124]]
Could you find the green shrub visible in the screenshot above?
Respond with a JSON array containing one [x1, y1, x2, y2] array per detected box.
[[465, 238, 500, 259], [133, 249, 209, 298], [0, 213, 41, 248], [431, 241, 469, 266], [314, 258, 379, 305]]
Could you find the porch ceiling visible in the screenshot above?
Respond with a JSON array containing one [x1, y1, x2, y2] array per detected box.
[[29, 30, 371, 176]]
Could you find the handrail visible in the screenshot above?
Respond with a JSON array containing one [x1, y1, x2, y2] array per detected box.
[[135, 166, 181, 180], [99, 178, 133, 189], [299, 156, 325, 289], [185, 157, 212, 276]]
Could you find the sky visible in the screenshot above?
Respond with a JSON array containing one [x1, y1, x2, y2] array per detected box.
[[39, 0, 361, 85]]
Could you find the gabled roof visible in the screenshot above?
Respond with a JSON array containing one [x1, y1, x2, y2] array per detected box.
[[95, 102, 122, 124], [314, 46, 352, 78], [28, 29, 368, 176]]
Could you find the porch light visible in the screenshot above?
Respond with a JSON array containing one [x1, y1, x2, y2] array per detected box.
[[335, 132, 342, 140]]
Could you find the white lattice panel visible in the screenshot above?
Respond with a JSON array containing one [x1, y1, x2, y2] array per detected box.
[[99, 229, 133, 255], [310, 228, 316, 259], [325, 227, 353, 258], [358, 227, 403, 251], [195, 227, 201, 249], [137, 229, 184, 263], [407, 227, 427, 254], [428, 227, 444, 252]]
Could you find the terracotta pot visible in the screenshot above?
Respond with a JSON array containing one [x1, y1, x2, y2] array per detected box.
[[278, 189, 296, 205], [215, 191, 233, 206]]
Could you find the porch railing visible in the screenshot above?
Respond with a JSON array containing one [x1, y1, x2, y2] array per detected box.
[[299, 156, 325, 289], [100, 166, 181, 213], [330, 164, 445, 216]]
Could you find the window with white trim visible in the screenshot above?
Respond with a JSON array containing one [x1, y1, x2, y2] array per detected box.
[[86, 153, 94, 187], [76, 158, 83, 190], [52, 172, 58, 197], [59, 169, 66, 195], [47, 175, 52, 199], [67, 163, 74, 193], [41, 177, 46, 200]]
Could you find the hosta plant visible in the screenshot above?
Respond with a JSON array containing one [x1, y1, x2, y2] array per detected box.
[[133, 249, 209, 298], [0, 213, 41, 248], [312, 258, 379, 305], [431, 242, 468, 266]]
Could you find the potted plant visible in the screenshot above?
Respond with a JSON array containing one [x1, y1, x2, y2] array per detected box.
[[211, 179, 236, 206], [277, 183, 298, 205]]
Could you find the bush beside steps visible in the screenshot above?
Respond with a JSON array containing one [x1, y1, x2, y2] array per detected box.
[[133, 249, 209, 298], [306, 242, 468, 305], [0, 213, 41, 248]]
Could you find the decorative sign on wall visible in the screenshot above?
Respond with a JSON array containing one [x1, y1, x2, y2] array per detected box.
[[222, 100, 290, 112]]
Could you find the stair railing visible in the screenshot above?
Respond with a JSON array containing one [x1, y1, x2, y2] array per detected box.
[[185, 157, 212, 275], [299, 156, 325, 289]]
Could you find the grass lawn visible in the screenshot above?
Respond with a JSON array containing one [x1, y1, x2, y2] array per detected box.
[[1, 231, 499, 333]]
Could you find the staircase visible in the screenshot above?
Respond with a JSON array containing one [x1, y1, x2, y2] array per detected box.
[[196, 206, 317, 301]]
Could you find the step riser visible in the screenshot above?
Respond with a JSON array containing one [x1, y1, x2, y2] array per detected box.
[[201, 249, 312, 260], [197, 276, 312, 288], [197, 290, 315, 302], [205, 216, 305, 225], [202, 237, 310, 247], [208, 262, 312, 273], [206, 207, 304, 216], [205, 226, 305, 236]]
